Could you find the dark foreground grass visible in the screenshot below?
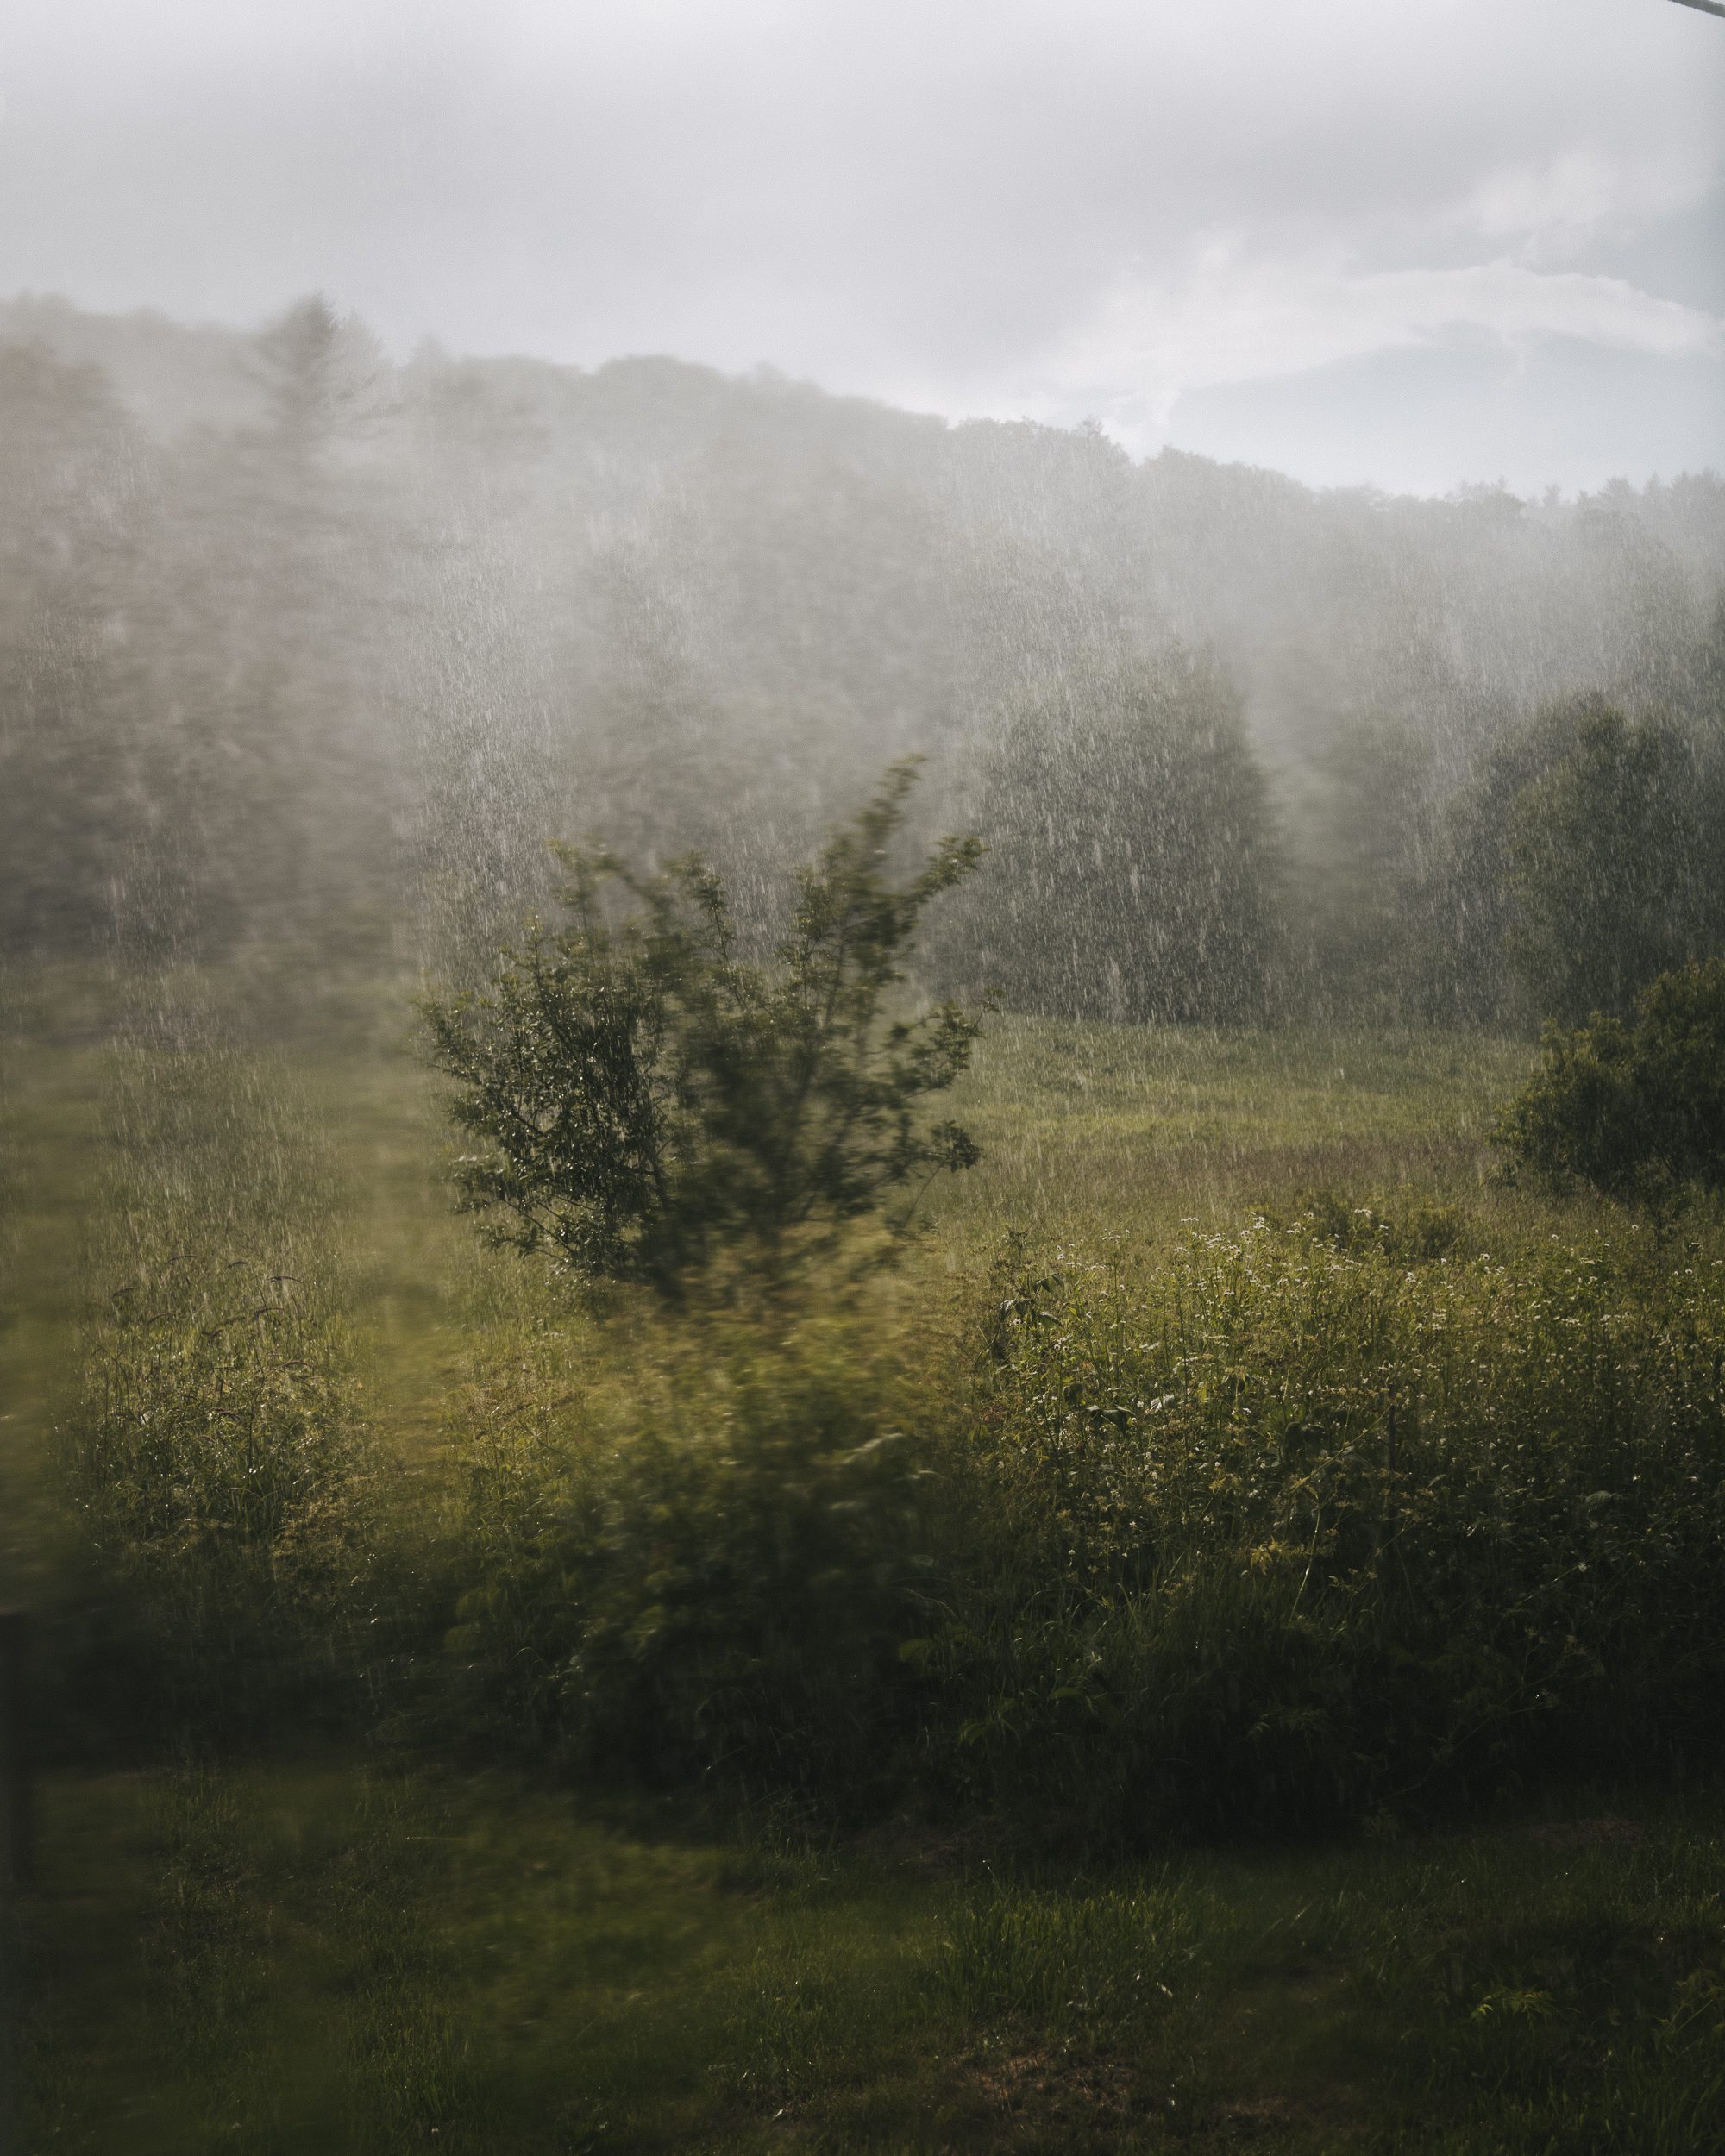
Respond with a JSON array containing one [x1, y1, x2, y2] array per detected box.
[[17, 1755, 1725, 2153]]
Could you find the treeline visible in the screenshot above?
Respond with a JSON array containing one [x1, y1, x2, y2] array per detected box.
[[0, 315, 404, 976], [2, 294, 1722, 1027], [926, 642, 1725, 1027]]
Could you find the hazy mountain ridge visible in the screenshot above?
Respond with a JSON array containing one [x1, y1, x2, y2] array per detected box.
[[3, 297, 1720, 1025]]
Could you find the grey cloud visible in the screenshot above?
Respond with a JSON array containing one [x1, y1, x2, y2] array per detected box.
[[1, 0, 1719, 487]]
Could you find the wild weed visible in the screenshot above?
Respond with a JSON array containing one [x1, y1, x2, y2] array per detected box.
[[932, 1880, 1196, 2036], [56, 1247, 380, 1733], [441, 1308, 944, 1807], [48, 1034, 389, 1739], [924, 1209, 1725, 1838]]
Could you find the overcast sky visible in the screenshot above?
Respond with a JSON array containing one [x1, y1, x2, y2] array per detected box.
[[2, 0, 1721, 495]]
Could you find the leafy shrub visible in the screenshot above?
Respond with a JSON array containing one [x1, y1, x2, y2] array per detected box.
[[57, 1249, 380, 1732], [921, 1213, 1725, 1841], [418, 761, 987, 1299], [441, 1317, 944, 1807], [1493, 956, 1725, 1202], [435, 1203, 1725, 1841], [1285, 1186, 1470, 1263]]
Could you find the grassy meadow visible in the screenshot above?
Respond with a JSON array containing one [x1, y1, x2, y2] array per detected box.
[[3, 970, 1722, 2153]]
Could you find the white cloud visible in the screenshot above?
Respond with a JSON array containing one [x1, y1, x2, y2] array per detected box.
[[993, 248, 1723, 448], [1464, 150, 1713, 262], [1469, 154, 1624, 254]]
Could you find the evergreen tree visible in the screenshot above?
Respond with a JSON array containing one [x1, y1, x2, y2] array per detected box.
[[1503, 699, 1700, 1025], [938, 649, 1282, 1025], [1298, 711, 1438, 1019]]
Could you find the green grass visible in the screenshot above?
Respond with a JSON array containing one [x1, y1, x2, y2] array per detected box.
[[932, 1017, 1535, 1250], [4, 969, 1723, 2152], [19, 1757, 1725, 2152]]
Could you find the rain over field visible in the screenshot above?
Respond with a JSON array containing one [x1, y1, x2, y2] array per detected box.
[[3, 5, 1725, 2150]]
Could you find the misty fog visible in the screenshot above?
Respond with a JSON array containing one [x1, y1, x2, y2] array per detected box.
[[2, 292, 1719, 1038]]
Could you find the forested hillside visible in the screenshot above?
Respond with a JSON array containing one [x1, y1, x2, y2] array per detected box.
[[3, 294, 1722, 1025]]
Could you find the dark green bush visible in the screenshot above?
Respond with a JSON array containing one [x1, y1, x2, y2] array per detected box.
[[921, 1215, 1725, 1842], [1502, 702, 1702, 1027], [57, 1250, 382, 1733], [1493, 956, 1725, 1202], [441, 1318, 943, 1808]]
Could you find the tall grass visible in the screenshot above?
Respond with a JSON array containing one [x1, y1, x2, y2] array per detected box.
[[57, 1250, 380, 1732], [43, 1031, 400, 1741], [922, 1206, 1725, 1838], [933, 1880, 1196, 2036], [440, 1308, 944, 1808]]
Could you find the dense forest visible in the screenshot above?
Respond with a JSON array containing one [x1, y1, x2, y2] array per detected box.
[[3, 290, 1722, 1028]]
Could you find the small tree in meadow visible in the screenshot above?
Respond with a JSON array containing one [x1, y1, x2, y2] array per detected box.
[[418, 761, 988, 1297]]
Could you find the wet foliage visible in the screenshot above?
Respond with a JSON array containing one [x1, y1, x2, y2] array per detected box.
[[1494, 956, 1725, 1206], [439, 1316, 938, 1806], [418, 763, 987, 1296], [422, 1198, 1725, 1845], [935, 648, 1282, 1025], [57, 1250, 380, 1733], [1502, 701, 1709, 1025], [936, 1213, 1725, 1840]]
